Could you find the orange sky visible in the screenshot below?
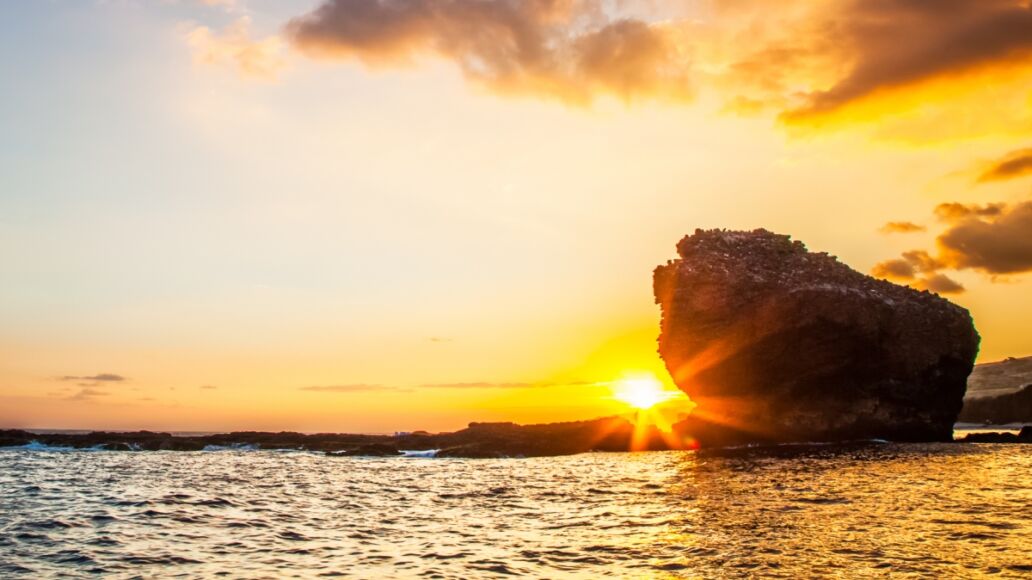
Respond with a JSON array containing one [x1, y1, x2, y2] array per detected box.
[[1, 0, 1031, 432]]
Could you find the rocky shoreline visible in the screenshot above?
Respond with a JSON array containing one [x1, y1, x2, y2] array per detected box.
[[0, 417, 676, 458], [1, 420, 1028, 457]]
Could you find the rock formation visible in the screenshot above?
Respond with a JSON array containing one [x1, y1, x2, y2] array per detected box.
[[655, 229, 980, 446], [0, 417, 674, 457]]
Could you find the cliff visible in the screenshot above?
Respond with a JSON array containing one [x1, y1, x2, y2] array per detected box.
[[655, 229, 980, 446]]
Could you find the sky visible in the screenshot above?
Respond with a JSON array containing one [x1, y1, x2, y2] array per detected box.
[[2, 0, 1032, 433]]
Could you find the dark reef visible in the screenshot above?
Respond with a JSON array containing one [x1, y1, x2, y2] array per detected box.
[[0, 417, 676, 458], [656, 229, 981, 447]]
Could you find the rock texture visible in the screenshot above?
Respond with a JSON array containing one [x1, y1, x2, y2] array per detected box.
[[655, 229, 980, 446]]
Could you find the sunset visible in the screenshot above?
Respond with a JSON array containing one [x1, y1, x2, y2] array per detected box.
[[1, 1, 1031, 578]]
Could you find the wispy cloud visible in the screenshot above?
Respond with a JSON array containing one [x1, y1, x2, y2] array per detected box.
[[59, 373, 126, 382], [419, 381, 536, 390], [978, 148, 1032, 183], [879, 221, 926, 234], [300, 384, 410, 393], [68, 387, 110, 401], [186, 16, 286, 79]]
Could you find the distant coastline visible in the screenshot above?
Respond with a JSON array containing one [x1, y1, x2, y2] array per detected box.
[[3, 419, 1029, 457]]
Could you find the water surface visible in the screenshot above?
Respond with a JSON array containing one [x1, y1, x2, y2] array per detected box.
[[1, 443, 1030, 578]]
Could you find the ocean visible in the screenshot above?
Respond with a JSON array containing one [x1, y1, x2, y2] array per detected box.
[[1, 443, 1030, 578]]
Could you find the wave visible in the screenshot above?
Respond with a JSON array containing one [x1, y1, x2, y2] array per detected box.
[[200, 444, 260, 452], [401, 449, 439, 458]]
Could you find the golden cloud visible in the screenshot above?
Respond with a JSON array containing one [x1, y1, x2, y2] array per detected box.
[[874, 201, 1032, 293], [934, 202, 1006, 223], [186, 17, 286, 79], [937, 201, 1032, 275], [285, 0, 692, 104], [780, 0, 1032, 121], [978, 148, 1032, 183], [879, 221, 926, 234]]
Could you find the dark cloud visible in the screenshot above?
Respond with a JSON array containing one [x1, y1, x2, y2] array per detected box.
[[873, 200, 1032, 289], [913, 273, 965, 295], [934, 202, 1006, 222], [871, 258, 916, 280], [286, 0, 692, 104], [59, 373, 126, 382], [879, 221, 926, 234], [784, 0, 1032, 121], [978, 148, 1032, 183], [937, 201, 1032, 274]]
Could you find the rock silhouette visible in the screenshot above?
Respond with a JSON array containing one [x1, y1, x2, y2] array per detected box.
[[655, 229, 980, 446]]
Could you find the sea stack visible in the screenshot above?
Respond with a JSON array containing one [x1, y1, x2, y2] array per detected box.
[[654, 229, 980, 447]]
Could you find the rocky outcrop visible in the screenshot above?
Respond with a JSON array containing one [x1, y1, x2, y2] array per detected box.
[[655, 229, 980, 446], [0, 417, 674, 458], [958, 385, 1032, 424]]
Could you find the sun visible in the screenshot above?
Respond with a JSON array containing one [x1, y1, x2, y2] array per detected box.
[[612, 375, 677, 410]]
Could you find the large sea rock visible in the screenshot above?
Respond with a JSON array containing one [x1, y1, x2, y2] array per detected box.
[[654, 229, 980, 446]]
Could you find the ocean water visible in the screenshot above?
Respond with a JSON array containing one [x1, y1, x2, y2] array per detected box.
[[1, 444, 1030, 578]]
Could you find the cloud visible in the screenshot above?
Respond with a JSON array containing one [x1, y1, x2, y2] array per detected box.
[[68, 387, 110, 401], [427, 336, 453, 343], [937, 201, 1032, 275], [200, 385, 218, 390], [285, 0, 693, 104], [59, 373, 126, 382], [871, 258, 916, 280], [781, 0, 1032, 122], [913, 273, 965, 295], [879, 221, 926, 234], [300, 384, 408, 393], [419, 381, 536, 389], [186, 16, 286, 79], [873, 200, 1032, 291], [978, 148, 1032, 183], [934, 202, 1006, 222]]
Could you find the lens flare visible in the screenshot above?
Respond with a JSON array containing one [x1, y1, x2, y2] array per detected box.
[[612, 376, 676, 410]]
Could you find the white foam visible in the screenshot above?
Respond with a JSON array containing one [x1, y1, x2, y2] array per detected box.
[[401, 449, 439, 458], [201, 444, 259, 451]]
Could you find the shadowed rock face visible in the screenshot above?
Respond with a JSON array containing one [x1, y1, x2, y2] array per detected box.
[[655, 229, 980, 446]]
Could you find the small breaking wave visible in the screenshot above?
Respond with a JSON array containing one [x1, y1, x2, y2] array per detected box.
[[200, 444, 259, 452], [401, 449, 439, 458]]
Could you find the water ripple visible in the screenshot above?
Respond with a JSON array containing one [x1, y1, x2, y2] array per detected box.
[[0, 444, 1029, 578]]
